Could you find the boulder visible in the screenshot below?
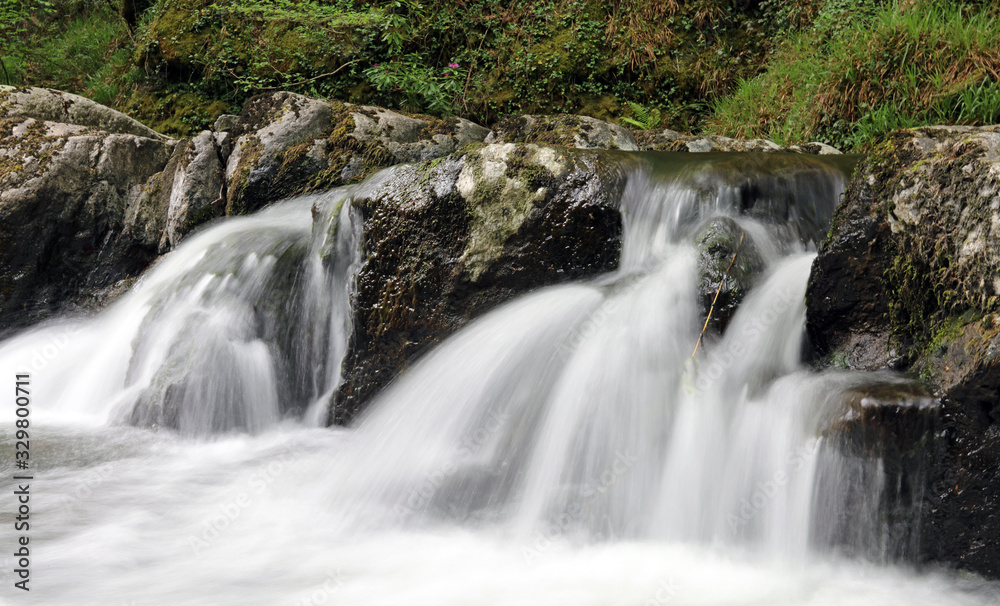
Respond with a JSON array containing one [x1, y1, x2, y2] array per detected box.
[[0, 85, 164, 139], [0, 117, 177, 332], [805, 125, 1000, 577], [328, 143, 626, 423], [694, 217, 766, 333], [486, 114, 639, 151], [159, 130, 226, 252], [225, 92, 490, 215], [807, 125, 1000, 370]]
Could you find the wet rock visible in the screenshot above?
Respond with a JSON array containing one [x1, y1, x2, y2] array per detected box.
[[817, 379, 944, 562], [694, 217, 766, 333], [225, 92, 489, 215], [486, 114, 638, 151], [806, 125, 1000, 578], [0, 85, 164, 139], [807, 125, 1000, 370], [329, 143, 625, 424], [633, 128, 842, 155], [0, 117, 177, 332]]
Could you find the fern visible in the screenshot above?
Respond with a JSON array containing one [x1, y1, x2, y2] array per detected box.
[[621, 102, 661, 129]]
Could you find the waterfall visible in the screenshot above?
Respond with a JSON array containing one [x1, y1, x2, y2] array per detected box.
[[0, 188, 362, 433], [333, 157, 905, 559], [2, 153, 997, 605]]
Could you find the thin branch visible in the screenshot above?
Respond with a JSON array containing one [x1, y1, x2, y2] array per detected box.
[[258, 58, 361, 91]]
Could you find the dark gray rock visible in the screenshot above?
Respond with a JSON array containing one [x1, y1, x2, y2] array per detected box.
[[328, 143, 626, 424], [0, 117, 177, 332], [805, 124, 1000, 578]]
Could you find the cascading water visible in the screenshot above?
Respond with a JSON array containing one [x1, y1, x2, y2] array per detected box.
[[1, 154, 998, 605]]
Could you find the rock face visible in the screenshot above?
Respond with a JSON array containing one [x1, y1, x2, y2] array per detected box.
[[486, 114, 639, 150], [0, 89, 493, 332], [805, 125, 1000, 577], [0, 116, 177, 331], [329, 143, 626, 424], [0, 86, 164, 140], [225, 92, 490, 215]]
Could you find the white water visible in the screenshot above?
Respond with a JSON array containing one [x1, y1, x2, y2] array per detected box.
[[1, 156, 998, 604]]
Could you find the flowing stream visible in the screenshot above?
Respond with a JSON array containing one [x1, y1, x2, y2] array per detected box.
[[1, 153, 998, 605]]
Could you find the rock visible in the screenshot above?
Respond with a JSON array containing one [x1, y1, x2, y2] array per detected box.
[[805, 124, 1000, 578], [225, 92, 490, 215], [633, 128, 842, 155], [328, 143, 625, 424], [0, 85, 164, 139], [486, 114, 639, 150], [694, 217, 766, 333], [213, 113, 239, 132], [159, 130, 226, 252], [807, 125, 1000, 369], [0, 117, 177, 332], [796, 142, 842, 155], [817, 378, 944, 561]]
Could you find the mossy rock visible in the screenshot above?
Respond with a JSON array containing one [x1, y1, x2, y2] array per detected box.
[[329, 142, 625, 424], [0, 116, 176, 332], [805, 124, 1000, 579], [485, 114, 638, 151], [694, 217, 766, 334], [223, 92, 489, 216]]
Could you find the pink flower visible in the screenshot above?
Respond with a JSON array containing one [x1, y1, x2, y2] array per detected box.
[[448, 62, 459, 68], [444, 73, 450, 77]]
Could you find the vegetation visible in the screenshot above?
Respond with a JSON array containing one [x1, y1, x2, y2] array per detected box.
[[709, 0, 1000, 149], [2, 0, 999, 150]]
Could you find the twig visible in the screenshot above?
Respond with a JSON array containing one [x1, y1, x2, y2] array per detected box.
[[258, 59, 361, 91], [691, 229, 744, 358]]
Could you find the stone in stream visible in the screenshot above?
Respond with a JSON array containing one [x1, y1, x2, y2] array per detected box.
[[806, 124, 1000, 578], [694, 217, 766, 334], [817, 379, 944, 562], [327, 143, 628, 424]]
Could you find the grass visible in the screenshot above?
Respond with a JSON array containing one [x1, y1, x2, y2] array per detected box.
[[4, 0, 1000, 146], [706, 0, 1000, 151]]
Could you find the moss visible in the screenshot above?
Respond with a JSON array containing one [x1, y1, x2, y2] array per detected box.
[[226, 134, 263, 215], [0, 118, 72, 184]]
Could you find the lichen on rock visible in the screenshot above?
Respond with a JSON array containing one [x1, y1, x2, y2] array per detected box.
[[224, 92, 490, 216], [328, 142, 625, 424], [0, 116, 177, 331], [805, 124, 1000, 578]]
